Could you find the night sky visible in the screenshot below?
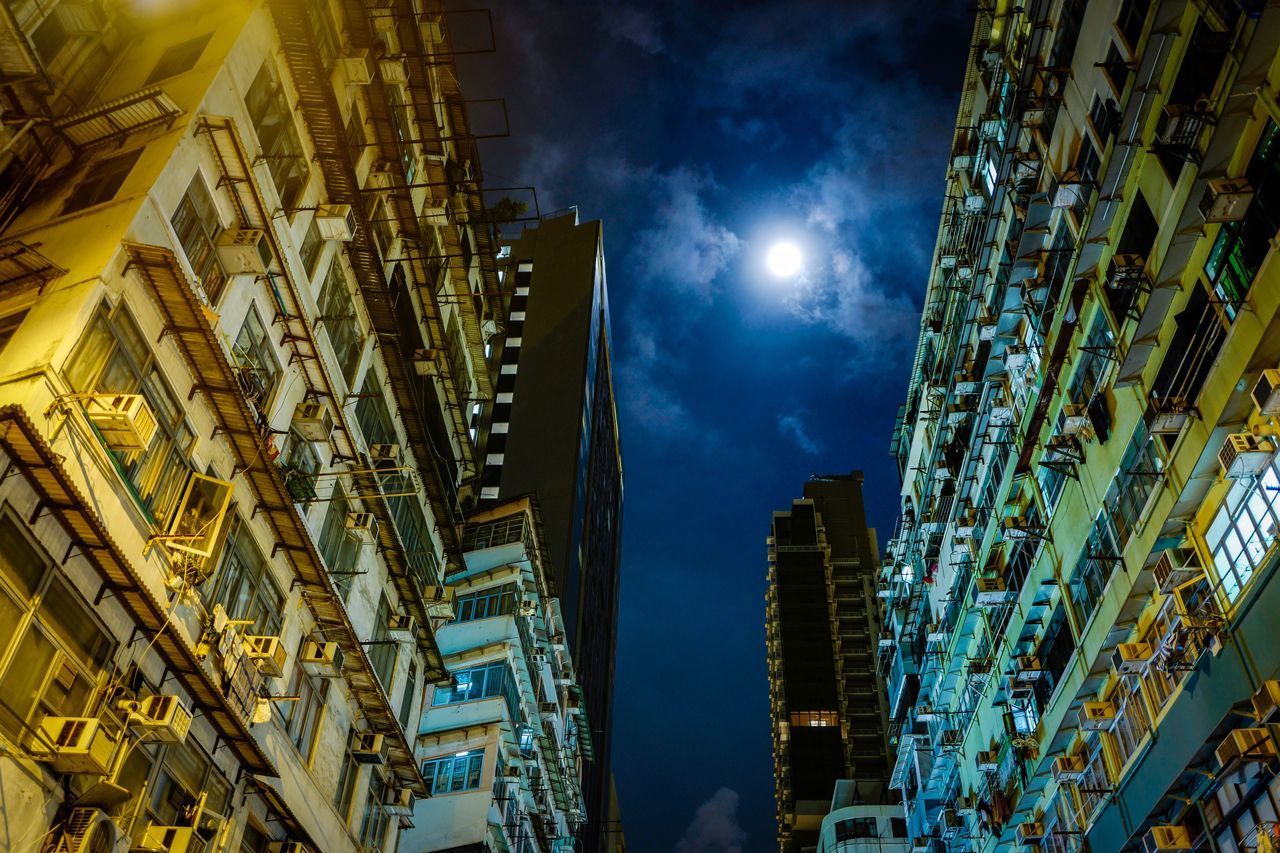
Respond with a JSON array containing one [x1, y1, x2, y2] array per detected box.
[[455, 2, 970, 848]]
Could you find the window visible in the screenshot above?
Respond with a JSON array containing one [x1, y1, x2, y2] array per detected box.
[[299, 218, 323, 280], [1204, 121, 1280, 316], [1089, 93, 1121, 148], [31, 2, 94, 65], [245, 61, 310, 211], [1116, 0, 1150, 50], [64, 302, 196, 525], [433, 661, 521, 721], [422, 749, 484, 795], [358, 772, 390, 848], [281, 645, 327, 760], [171, 173, 228, 302], [318, 262, 363, 382], [1205, 460, 1280, 603], [147, 739, 233, 824], [1103, 42, 1131, 94], [835, 817, 877, 841], [334, 743, 360, 822], [317, 484, 360, 598], [205, 519, 284, 634], [462, 515, 528, 551], [0, 310, 28, 354], [788, 711, 839, 727], [369, 595, 397, 690], [281, 432, 319, 504], [232, 304, 281, 412], [387, 85, 417, 184], [452, 583, 517, 623], [0, 512, 114, 741], [304, 0, 340, 68], [354, 374, 396, 448], [62, 150, 141, 215], [145, 32, 212, 84], [399, 660, 418, 730]]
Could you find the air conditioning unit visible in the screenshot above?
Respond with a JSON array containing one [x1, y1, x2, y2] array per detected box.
[[299, 640, 344, 678], [369, 443, 401, 464], [388, 613, 418, 640], [964, 194, 987, 214], [136, 825, 199, 853], [1113, 642, 1154, 675], [385, 787, 414, 817], [216, 228, 272, 275], [530, 653, 549, 667], [352, 731, 388, 764], [1200, 177, 1255, 223], [292, 401, 334, 444], [1015, 655, 1043, 681], [976, 749, 999, 772], [412, 347, 441, 376], [1052, 181, 1089, 209], [1080, 700, 1117, 731], [34, 716, 119, 775], [1005, 348, 1031, 374], [1052, 753, 1086, 782], [1003, 515, 1041, 540], [1253, 680, 1280, 724], [379, 58, 408, 84], [1017, 821, 1045, 844], [1215, 728, 1276, 768], [1144, 825, 1192, 852], [81, 393, 158, 452], [244, 635, 288, 678], [917, 703, 937, 722], [975, 577, 1014, 607], [1220, 433, 1275, 479], [1062, 403, 1092, 436], [123, 695, 192, 744], [341, 50, 376, 85], [54, 807, 122, 853], [315, 203, 356, 241], [423, 585, 456, 619], [941, 729, 963, 749], [1153, 547, 1203, 594], [1252, 369, 1280, 417], [346, 511, 379, 543]]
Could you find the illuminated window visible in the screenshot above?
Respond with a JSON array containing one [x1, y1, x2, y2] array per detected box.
[[789, 711, 839, 727], [422, 750, 484, 794], [1205, 461, 1280, 603]]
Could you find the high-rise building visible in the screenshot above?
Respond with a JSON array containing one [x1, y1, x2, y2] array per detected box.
[[477, 211, 624, 852], [0, 1, 506, 850], [767, 473, 892, 851], [881, 2, 1280, 851], [403, 497, 588, 851]]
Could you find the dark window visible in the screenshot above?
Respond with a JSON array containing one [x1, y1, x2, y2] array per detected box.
[[171, 173, 228, 302], [1204, 121, 1280, 315], [245, 61, 310, 211], [1049, 0, 1087, 68], [1103, 42, 1131, 94], [318, 263, 363, 381], [835, 818, 877, 840], [1116, 0, 1151, 51], [368, 595, 396, 690], [318, 483, 360, 598], [891, 817, 909, 838], [0, 310, 28, 354], [1089, 94, 1121, 148], [145, 33, 212, 84], [205, 518, 284, 634], [1150, 285, 1223, 409], [63, 150, 141, 214], [298, 218, 323, 279]]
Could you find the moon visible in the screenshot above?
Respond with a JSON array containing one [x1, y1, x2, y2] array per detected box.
[[766, 241, 803, 277]]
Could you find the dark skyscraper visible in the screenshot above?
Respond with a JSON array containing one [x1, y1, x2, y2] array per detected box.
[[478, 211, 624, 850], [767, 473, 892, 851]]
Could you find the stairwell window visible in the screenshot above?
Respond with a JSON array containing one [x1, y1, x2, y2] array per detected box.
[[422, 749, 484, 795], [62, 149, 141, 215], [0, 510, 114, 742], [64, 301, 196, 526], [171, 172, 228, 302], [245, 61, 310, 212]]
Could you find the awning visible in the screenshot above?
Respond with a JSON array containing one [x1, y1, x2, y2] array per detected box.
[[55, 87, 182, 150], [0, 405, 275, 776], [0, 240, 67, 290]]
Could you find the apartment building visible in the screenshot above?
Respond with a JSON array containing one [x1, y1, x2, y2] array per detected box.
[[767, 474, 892, 851], [402, 498, 587, 852], [0, 0, 502, 850], [816, 781, 909, 853], [476, 211, 624, 852], [881, 0, 1280, 850]]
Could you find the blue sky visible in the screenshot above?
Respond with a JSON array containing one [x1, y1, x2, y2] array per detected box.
[[458, 2, 970, 847]]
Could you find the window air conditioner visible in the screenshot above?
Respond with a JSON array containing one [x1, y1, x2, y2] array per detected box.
[[1199, 177, 1255, 223], [1052, 181, 1089, 209], [137, 824, 199, 853], [530, 653, 549, 667], [1014, 655, 1043, 682], [215, 228, 272, 275], [1143, 825, 1192, 852], [388, 613, 418, 640], [56, 808, 122, 853], [81, 393, 159, 452], [35, 716, 119, 775], [964, 194, 987, 214], [1252, 680, 1280, 724], [1252, 369, 1280, 417], [1017, 821, 1045, 844], [1061, 403, 1092, 437], [1215, 728, 1276, 768], [1112, 642, 1154, 675], [975, 749, 999, 772], [351, 731, 388, 764], [244, 635, 288, 678], [975, 577, 1013, 607], [292, 401, 334, 444], [1002, 515, 1040, 540], [122, 695, 192, 744], [1052, 753, 1086, 782], [1152, 547, 1203, 594], [1080, 700, 1117, 731], [299, 640, 344, 678], [412, 348, 441, 376], [385, 787, 415, 816], [341, 50, 376, 85], [369, 443, 401, 465], [423, 585, 456, 619], [1219, 433, 1275, 479], [315, 204, 356, 241], [345, 511, 379, 543], [379, 58, 408, 85]]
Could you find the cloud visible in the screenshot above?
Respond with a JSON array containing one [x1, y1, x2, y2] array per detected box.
[[630, 166, 741, 301], [604, 3, 664, 53], [675, 788, 747, 853], [777, 412, 819, 455]]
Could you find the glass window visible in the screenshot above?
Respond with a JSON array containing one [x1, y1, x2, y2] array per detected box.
[[63, 150, 141, 215], [171, 172, 228, 302], [145, 32, 212, 84], [299, 218, 323, 279], [422, 749, 484, 795], [369, 595, 397, 690], [1205, 459, 1280, 604], [232, 304, 281, 413], [399, 660, 418, 730], [204, 518, 283, 634], [245, 61, 310, 211], [358, 771, 390, 847], [318, 262, 363, 383], [317, 483, 359, 599], [281, 645, 327, 760], [835, 817, 877, 841], [433, 661, 521, 722], [451, 583, 517, 623], [64, 302, 196, 526], [334, 744, 360, 822]]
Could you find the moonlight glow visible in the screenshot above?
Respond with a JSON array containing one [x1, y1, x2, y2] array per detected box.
[[765, 241, 803, 277]]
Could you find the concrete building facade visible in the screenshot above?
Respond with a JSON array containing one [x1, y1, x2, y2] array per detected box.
[[881, 1, 1280, 850], [0, 0, 505, 850]]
